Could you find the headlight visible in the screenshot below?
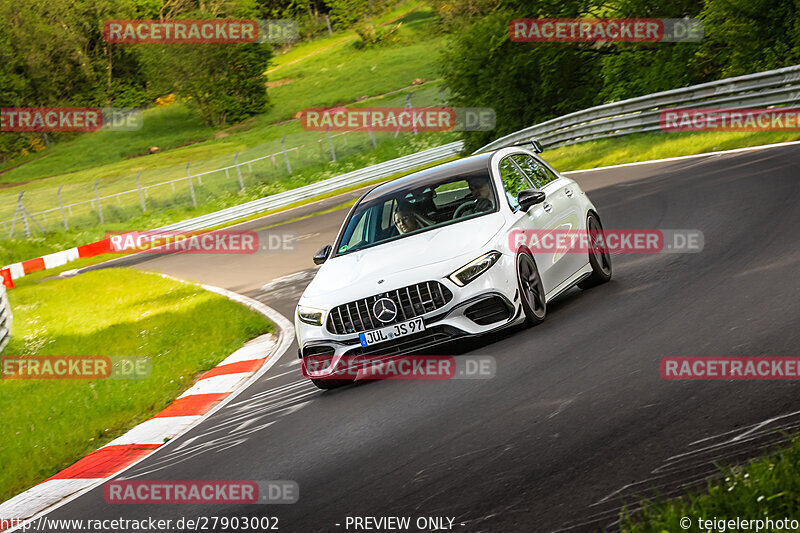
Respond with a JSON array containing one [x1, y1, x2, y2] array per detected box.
[[448, 251, 502, 287], [297, 305, 324, 326]]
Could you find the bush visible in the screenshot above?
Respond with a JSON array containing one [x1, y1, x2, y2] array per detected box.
[[353, 22, 401, 48]]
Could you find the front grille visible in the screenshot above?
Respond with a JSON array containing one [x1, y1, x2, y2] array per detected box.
[[326, 281, 453, 335]]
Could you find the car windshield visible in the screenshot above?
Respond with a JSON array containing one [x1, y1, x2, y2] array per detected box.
[[335, 167, 497, 256]]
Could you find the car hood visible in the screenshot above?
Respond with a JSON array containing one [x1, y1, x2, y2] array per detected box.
[[301, 213, 506, 302]]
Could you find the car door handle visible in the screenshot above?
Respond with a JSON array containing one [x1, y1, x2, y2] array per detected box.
[[543, 202, 552, 213], [564, 189, 574, 198]]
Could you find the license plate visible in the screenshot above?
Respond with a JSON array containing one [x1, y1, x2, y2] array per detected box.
[[359, 317, 425, 347]]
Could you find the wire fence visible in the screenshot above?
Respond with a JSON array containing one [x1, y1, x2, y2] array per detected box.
[[1, 90, 444, 240]]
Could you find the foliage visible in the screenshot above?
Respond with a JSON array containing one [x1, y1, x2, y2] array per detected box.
[[437, 0, 800, 152], [353, 21, 401, 48], [621, 436, 800, 532]]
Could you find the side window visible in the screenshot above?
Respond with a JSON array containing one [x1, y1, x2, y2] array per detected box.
[[512, 154, 557, 189], [381, 200, 395, 231], [339, 210, 369, 252], [499, 157, 530, 210]]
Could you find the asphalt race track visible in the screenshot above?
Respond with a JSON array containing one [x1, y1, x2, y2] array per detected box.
[[48, 144, 800, 532]]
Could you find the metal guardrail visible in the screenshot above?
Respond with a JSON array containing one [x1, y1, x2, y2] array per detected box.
[[156, 141, 465, 232], [475, 65, 800, 153], [0, 285, 11, 353]]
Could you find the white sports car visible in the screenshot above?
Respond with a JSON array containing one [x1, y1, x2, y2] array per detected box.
[[295, 142, 612, 389]]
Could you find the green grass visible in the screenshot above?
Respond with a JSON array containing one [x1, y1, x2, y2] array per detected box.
[[0, 269, 272, 502], [0, 128, 456, 265], [621, 436, 800, 532], [544, 131, 800, 172], [0, 105, 215, 186]]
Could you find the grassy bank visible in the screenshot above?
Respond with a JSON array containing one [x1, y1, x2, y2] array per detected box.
[[0, 269, 272, 502], [0, 129, 456, 266], [621, 436, 800, 532]]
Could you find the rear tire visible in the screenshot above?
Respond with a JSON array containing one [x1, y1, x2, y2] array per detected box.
[[311, 377, 354, 390], [516, 253, 546, 326], [578, 213, 612, 289]]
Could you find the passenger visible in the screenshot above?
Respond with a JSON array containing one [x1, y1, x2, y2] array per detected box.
[[394, 203, 422, 234]]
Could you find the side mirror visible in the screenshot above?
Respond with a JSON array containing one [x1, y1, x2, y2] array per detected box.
[[518, 189, 546, 212], [313, 244, 332, 265], [530, 138, 543, 153]]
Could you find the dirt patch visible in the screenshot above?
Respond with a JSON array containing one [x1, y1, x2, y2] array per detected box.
[[124, 139, 207, 159], [175, 139, 207, 149], [266, 78, 295, 88], [224, 118, 258, 133]]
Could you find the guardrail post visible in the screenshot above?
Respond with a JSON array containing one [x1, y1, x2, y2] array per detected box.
[[186, 162, 197, 208], [326, 128, 337, 162], [281, 136, 292, 174], [136, 171, 146, 212], [58, 185, 69, 230], [94, 180, 104, 224], [235, 151, 245, 191]]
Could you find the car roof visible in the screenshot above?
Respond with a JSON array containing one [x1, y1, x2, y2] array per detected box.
[[361, 152, 494, 202]]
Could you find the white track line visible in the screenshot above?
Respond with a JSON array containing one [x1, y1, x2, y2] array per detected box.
[[562, 139, 800, 175]]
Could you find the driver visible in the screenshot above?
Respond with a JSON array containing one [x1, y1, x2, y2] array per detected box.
[[466, 177, 494, 213], [393, 202, 422, 234]]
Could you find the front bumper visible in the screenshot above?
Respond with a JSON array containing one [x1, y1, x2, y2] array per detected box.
[[296, 256, 523, 379]]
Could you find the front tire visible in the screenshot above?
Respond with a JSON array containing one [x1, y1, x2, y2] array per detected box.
[[517, 253, 546, 326], [578, 213, 612, 289]]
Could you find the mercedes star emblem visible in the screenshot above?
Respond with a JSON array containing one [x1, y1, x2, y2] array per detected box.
[[372, 298, 398, 323]]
